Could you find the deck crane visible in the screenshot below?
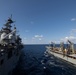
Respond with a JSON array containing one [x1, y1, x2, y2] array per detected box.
[[67, 40, 75, 54]]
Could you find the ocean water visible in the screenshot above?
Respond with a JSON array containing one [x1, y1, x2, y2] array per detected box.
[[12, 45, 76, 75]]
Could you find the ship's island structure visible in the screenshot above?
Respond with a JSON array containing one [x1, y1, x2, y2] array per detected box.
[[46, 40, 76, 66], [0, 16, 23, 75]]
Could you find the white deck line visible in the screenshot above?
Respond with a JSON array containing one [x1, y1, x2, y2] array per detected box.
[[69, 54, 76, 57]]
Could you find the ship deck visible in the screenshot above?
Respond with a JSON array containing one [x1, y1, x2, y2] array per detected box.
[[46, 46, 76, 59]]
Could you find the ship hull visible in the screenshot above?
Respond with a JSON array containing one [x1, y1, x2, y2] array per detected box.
[[0, 49, 22, 75]]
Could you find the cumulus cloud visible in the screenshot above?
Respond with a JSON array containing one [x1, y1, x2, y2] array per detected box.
[[71, 18, 76, 21], [23, 34, 44, 44], [70, 29, 76, 34], [39, 38, 42, 40], [35, 35, 43, 38], [32, 34, 44, 41], [61, 29, 76, 43], [61, 36, 76, 43], [67, 36, 76, 41]]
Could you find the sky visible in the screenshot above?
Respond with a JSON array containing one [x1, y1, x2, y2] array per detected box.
[[0, 0, 76, 44]]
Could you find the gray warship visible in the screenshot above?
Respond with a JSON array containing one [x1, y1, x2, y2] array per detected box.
[[0, 16, 23, 75]]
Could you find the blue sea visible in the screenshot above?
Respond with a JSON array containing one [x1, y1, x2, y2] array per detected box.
[[12, 45, 76, 75]]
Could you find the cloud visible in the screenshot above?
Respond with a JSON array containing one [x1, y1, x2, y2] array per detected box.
[[67, 36, 76, 40], [61, 36, 76, 43], [22, 34, 45, 44], [70, 29, 76, 37], [60, 29, 76, 43], [71, 18, 76, 21], [32, 35, 43, 41], [34, 35, 43, 41], [39, 38, 42, 40], [35, 35, 43, 38]]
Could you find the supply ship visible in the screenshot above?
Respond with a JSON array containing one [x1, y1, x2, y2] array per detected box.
[[46, 40, 76, 66], [0, 16, 23, 75]]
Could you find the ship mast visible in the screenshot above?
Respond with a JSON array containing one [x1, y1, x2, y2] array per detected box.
[[60, 42, 64, 51], [2, 15, 14, 33]]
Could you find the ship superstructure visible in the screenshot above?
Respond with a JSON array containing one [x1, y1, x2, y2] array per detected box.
[[0, 16, 23, 75]]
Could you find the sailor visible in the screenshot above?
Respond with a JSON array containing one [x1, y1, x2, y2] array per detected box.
[[62, 46, 67, 57], [64, 49, 67, 55]]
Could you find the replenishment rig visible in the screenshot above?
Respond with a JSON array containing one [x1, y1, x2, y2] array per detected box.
[[46, 40, 76, 66]]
